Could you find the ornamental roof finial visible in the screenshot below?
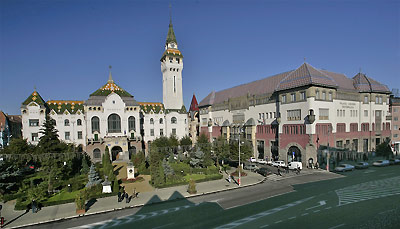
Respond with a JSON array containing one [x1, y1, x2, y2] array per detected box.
[[108, 65, 114, 83]]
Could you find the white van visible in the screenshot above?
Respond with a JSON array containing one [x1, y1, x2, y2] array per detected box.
[[288, 162, 302, 170], [272, 161, 286, 167]]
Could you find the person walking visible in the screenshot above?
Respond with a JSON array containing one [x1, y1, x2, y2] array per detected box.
[[32, 199, 37, 213], [125, 192, 129, 203]]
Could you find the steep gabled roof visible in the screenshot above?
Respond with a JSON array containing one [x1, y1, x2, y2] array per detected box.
[[22, 91, 46, 107], [275, 63, 338, 91], [166, 21, 177, 44], [189, 94, 199, 112]]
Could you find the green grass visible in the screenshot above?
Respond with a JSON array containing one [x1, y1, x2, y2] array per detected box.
[[184, 174, 206, 181], [47, 189, 80, 202]]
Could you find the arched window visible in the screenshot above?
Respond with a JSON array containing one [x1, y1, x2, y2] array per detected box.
[[91, 116, 100, 133], [64, 119, 70, 126], [77, 119, 82, 126], [159, 118, 163, 124], [150, 118, 154, 124], [93, 148, 101, 159], [108, 114, 121, 133], [171, 117, 177, 124], [128, 116, 136, 131]]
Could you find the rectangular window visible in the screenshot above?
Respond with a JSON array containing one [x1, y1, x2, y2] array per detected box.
[[65, 132, 70, 140], [316, 91, 320, 99], [350, 123, 358, 132], [328, 92, 332, 101], [31, 133, 38, 142], [394, 117, 399, 121], [287, 109, 301, 121], [394, 134, 398, 138], [394, 125, 398, 130], [322, 92, 326, 100], [176, 58, 180, 64], [77, 131, 82, 139], [150, 129, 154, 136], [282, 95, 286, 103], [376, 96, 379, 104], [300, 91, 306, 101], [336, 140, 343, 148], [160, 129, 164, 136], [337, 123, 346, 132], [364, 110, 368, 117], [319, 108, 329, 120], [291, 93, 296, 102], [364, 96, 368, 103], [172, 128, 176, 135], [379, 96, 382, 104], [29, 119, 39, 126]]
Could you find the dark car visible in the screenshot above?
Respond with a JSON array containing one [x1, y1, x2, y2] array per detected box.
[[256, 167, 271, 177], [355, 162, 369, 169], [389, 159, 400, 165]]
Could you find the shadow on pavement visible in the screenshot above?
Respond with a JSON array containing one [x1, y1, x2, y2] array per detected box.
[[3, 210, 28, 227]]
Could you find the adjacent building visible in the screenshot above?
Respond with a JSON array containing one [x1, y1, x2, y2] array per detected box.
[[390, 96, 400, 155], [0, 111, 22, 148], [20, 20, 189, 161], [199, 62, 391, 167]]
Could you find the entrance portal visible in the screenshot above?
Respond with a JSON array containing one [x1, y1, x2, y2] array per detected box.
[[111, 146, 123, 161], [287, 146, 302, 162]]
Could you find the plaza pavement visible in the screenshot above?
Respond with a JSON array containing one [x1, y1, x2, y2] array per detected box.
[[1, 167, 330, 228]]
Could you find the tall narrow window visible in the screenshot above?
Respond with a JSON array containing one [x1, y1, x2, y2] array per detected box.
[[128, 116, 136, 131], [64, 119, 70, 126], [91, 116, 100, 133], [174, 76, 176, 93]]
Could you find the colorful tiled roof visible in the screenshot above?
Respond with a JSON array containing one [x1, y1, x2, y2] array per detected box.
[[90, 72, 133, 97], [275, 63, 338, 91], [47, 100, 84, 114], [22, 91, 46, 107], [139, 102, 165, 114]]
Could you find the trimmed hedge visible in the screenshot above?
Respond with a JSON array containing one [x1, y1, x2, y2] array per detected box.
[[14, 192, 118, 211], [153, 173, 223, 189]]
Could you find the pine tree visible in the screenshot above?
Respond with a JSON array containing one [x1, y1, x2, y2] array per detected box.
[[81, 155, 90, 174], [86, 163, 101, 188], [103, 146, 113, 177], [0, 161, 23, 194], [36, 115, 64, 153], [190, 148, 204, 168]]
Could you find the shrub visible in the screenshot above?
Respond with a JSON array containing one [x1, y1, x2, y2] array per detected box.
[[187, 179, 196, 194], [75, 190, 86, 210]]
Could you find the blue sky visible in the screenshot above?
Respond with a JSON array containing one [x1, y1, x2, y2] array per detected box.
[[1, 0, 399, 115]]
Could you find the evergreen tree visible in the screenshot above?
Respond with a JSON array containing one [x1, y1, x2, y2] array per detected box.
[[86, 163, 101, 188], [180, 135, 192, 147], [103, 146, 113, 177], [0, 160, 23, 194], [162, 158, 174, 182], [149, 146, 165, 186], [190, 149, 204, 168], [213, 136, 230, 165], [36, 115, 65, 153], [197, 134, 213, 166], [81, 154, 90, 174], [376, 138, 393, 159]]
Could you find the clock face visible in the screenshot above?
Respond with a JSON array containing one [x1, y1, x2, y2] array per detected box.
[[170, 43, 175, 48]]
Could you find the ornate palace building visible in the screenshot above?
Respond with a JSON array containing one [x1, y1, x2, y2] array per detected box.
[[199, 62, 391, 167], [20, 20, 189, 162]]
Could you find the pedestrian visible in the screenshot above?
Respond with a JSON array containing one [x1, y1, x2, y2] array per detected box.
[[118, 191, 121, 202], [133, 188, 136, 199], [228, 175, 231, 183], [32, 199, 37, 213], [277, 167, 282, 176], [315, 161, 319, 169], [125, 192, 129, 203]]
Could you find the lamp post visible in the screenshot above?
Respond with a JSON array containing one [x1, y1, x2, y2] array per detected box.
[[238, 128, 241, 186]]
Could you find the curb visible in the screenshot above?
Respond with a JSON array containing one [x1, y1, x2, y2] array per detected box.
[[8, 176, 265, 229]]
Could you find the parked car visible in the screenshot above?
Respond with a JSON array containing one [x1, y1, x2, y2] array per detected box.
[[266, 160, 273, 165], [389, 158, 400, 165], [256, 167, 271, 177], [257, 159, 266, 164], [249, 157, 257, 163], [334, 164, 355, 172], [288, 162, 302, 170], [272, 161, 286, 167], [373, 160, 390, 167], [244, 164, 259, 170], [355, 162, 369, 169]]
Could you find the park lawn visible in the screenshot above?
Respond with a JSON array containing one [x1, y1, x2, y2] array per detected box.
[[47, 189, 80, 202], [184, 174, 206, 181]]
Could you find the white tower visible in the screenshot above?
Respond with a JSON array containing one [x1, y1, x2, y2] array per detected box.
[[161, 20, 184, 110]]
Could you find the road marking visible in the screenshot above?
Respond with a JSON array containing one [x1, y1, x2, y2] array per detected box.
[[364, 170, 375, 174], [336, 176, 400, 206], [288, 216, 296, 220], [313, 210, 320, 213], [325, 207, 332, 210], [305, 200, 326, 210], [301, 213, 309, 216], [73, 203, 202, 229], [215, 196, 314, 229], [153, 222, 174, 229], [328, 223, 345, 229], [260, 224, 269, 228], [274, 220, 283, 224]]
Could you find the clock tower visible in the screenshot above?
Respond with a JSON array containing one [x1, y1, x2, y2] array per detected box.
[[161, 20, 184, 110]]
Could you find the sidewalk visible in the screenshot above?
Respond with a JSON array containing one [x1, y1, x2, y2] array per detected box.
[[1, 169, 264, 228]]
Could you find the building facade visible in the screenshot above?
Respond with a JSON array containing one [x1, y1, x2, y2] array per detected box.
[[390, 96, 400, 155], [21, 21, 189, 162], [199, 63, 391, 167], [0, 111, 22, 148]]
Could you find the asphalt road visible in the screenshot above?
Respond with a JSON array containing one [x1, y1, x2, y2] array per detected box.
[[24, 165, 400, 229]]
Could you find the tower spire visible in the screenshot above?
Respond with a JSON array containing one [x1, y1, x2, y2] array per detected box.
[[166, 4, 177, 45], [108, 65, 114, 83], [169, 3, 172, 24]]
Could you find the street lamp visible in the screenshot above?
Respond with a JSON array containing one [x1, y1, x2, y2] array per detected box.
[[236, 124, 244, 186]]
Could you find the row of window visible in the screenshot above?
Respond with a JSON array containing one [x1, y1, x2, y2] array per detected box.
[[282, 92, 306, 103], [316, 90, 333, 101], [91, 114, 178, 133], [31, 131, 83, 141], [169, 57, 180, 64], [258, 112, 276, 120], [149, 128, 177, 136], [316, 123, 391, 134], [282, 124, 306, 135], [169, 68, 179, 72], [29, 119, 83, 127]]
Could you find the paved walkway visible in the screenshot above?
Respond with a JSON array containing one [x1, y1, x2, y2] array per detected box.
[[1, 169, 265, 228]]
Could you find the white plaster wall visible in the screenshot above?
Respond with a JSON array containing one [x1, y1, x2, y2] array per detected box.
[[21, 103, 46, 145]]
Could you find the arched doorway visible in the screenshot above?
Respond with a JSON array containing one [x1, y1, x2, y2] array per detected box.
[[287, 146, 302, 162], [111, 146, 123, 161]]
